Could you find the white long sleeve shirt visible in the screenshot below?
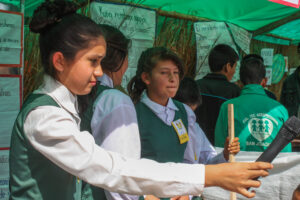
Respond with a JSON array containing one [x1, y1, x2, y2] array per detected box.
[[140, 92, 226, 165], [91, 74, 140, 200], [23, 75, 205, 197]]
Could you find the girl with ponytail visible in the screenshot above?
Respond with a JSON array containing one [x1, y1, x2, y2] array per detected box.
[[129, 47, 239, 200]]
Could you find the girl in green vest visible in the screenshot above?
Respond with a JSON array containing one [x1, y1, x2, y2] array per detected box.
[[78, 25, 139, 200], [128, 48, 240, 200], [9, 1, 273, 199]]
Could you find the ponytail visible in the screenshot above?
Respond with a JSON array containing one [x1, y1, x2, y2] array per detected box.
[[127, 75, 146, 104]]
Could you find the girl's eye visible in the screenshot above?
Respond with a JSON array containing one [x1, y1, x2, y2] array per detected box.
[[174, 71, 179, 74], [161, 71, 168, 75], [89, 58, 99, 66]]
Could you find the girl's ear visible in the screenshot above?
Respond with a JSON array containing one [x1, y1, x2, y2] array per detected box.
[[52, 52, 66, 72], [141, 72, 151, 85]]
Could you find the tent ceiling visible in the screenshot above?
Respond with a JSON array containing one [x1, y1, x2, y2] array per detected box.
[[22, 0, 300, 45], [128, 0, 299, 31]]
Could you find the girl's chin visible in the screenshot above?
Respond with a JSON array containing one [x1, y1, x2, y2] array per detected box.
[[77, 88, 93, 95], [168, 93, 177, 98]]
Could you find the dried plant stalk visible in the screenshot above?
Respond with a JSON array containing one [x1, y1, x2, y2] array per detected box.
[[155, 15, 197, 78], [24, 29, 43, 100]]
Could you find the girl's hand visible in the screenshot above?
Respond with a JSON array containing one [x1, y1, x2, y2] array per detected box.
[[205, 162, 273, 198], [145, 195, 160, 200], [171, 196, 189, 200], [223, 137, 240, 160]]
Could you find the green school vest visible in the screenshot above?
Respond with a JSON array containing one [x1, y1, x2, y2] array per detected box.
[[136, 100, 188, 200], [80, 84, 111, 133], [80, 84, 110, 200], [9, 93, 82, 200]]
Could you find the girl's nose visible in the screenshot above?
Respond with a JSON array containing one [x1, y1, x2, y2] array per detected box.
[[94, 64, 103, 77], [169, 73, 175, 81]]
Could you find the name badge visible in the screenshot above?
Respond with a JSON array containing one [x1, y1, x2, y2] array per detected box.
[[171, 119, 189, 144]]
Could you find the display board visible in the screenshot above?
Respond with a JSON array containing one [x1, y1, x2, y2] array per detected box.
[[194, 21, 251, 82], [0, 10, 23, 67], [0, 75, 22, 148], [0, 149, 9, 199]]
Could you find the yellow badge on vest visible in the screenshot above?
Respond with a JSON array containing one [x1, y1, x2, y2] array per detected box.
[[171, 119, 189, 144]]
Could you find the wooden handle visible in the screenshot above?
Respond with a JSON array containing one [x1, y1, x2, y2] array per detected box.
[[228, 104, 235, 163], [228, 104, 236, 200]]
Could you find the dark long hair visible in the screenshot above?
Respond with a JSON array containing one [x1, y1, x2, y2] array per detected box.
[[127, 47, 184, 104], [100, 24, 130, 72], [29, 0, 104, 79]]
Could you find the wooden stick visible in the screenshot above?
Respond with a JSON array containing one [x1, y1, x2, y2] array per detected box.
[[228, 104, 236, 200]]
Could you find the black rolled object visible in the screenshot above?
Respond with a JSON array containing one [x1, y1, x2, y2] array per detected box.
[[256, 116, 300, 163]]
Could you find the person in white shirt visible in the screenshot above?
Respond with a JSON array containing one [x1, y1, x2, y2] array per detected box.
[[78, 24, 139, 200], [128, 47, 239, 200], [9, 1, 273, 199]]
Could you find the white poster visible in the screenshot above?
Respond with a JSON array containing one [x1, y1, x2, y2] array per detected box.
[[289, 67, 297, 75], [90, 2, 156, 89], [227, 23, 252, 54], [203, 148, 300, 200], [265, 68, 273, 85], [261, 48, 274, 66], [0, 150, 9, 199], [0, 10, 23, 67], [284, 56, 289, 72], [194, 22, 240, 82], [0, 75, 21, 147]]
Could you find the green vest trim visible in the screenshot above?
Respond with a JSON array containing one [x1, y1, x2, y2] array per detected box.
[[136, 100, 188, 163], [80, 84, 111, 133], [80, 84, 110, 200], [9, 93, 82, 200]]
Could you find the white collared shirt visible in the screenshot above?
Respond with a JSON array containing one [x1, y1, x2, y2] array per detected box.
[[92, 74, 140, 200], [23, 75, 205, 197], [93, 74, 140, 159], [140, 92, 226, 164]]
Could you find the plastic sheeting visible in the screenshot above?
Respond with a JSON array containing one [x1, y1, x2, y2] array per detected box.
[[203, 147, 300, 200]]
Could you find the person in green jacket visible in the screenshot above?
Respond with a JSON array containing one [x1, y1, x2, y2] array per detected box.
[[215, 55, 291, 152]]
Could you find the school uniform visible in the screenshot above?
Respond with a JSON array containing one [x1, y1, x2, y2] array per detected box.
[[215, 84, 291, 152], [81, 73, 140, 200], [9, 75, 206, 199], [135, 92, 226, 199]]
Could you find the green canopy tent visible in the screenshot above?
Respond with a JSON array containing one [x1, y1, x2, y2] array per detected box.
[[119, 0, 300, 45], [23, 0, 300, 45], [2, 0, 299, 97]]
